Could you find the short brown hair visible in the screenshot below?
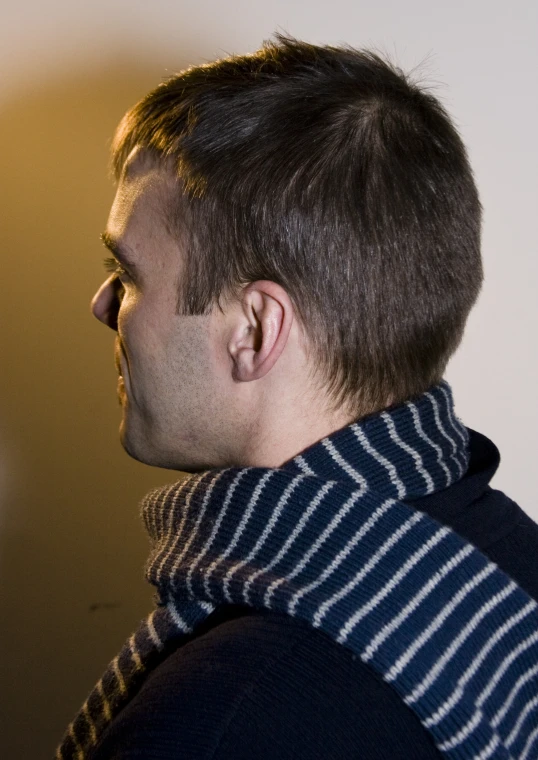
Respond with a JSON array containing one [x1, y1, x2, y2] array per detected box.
[[111, 32, 483, 418]]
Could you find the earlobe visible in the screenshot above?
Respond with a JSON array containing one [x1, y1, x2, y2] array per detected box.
[[230, 281, 294, 383]]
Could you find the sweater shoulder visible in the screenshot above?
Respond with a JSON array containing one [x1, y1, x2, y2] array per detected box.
[[91, 606, 442, 760]]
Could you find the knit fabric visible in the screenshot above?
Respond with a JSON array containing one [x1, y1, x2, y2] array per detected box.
[[55, 380, 538, 760]]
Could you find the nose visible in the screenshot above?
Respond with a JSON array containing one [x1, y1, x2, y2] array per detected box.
[[91, 276, 120, 331]]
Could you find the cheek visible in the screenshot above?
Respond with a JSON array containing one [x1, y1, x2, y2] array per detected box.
[[119, 293, 174, 365], [167, 324, 217, 393], [117, 288, 146, 333], [116, 292, 148, 359]]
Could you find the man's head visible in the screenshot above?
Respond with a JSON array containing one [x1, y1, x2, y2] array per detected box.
[[92, 151, 313, 471], [91, 32, 483, 471]]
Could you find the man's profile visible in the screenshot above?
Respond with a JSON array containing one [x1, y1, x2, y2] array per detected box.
[[55, 32, 538, 760]]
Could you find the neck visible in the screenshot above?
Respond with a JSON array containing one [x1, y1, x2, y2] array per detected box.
[[234, 405, 357, 469], [230, 376, 398, 469]]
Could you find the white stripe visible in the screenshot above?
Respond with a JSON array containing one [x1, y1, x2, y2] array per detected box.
[[521, 719, 538, 760], [243, 480, 337, 605], [229, 474, 309, 604], [68, 724, 83, 756], [129, 633, 143, 670], [473, 732, 501, 760], [293, 454, 316, 476], [434, 707, 484, 752], [406, 579, 518, 703], [264, 483, 364, 608], [504, 690, 538, 749], [344, 527, 457, 654], [221, 470, 276, 602], [438, 383, 469, 459], [425, 390, 465, 478], [156, 472, 210, 585], [97, 678, 111, 721], [198, 600, 216, 613], [351, 424, 406, 499], [146, 610, 164, 651], [314, 509, 424, 631], [201, 471, 248, 598], [321, 437, 368, 487], [476, 629, 538, 712], [288, 490, 388, 616], [381, 411, 434, 493], [186, 469, 249, 600], [492, 661, 538, 730], [423, 599, 535, 728], [386, 562, 497, 682], [167, 600, 194, 633], [112, 656, 127, 695], [363, 543, 473, 662], [442, 383, 468, 445], [147, 482, 170, 544], [152, 481, 169, 541], [154, 482, 186, 583], [169, 471, 225, 589], [82, 700, 97, 745], [408, 402, 451, 487]]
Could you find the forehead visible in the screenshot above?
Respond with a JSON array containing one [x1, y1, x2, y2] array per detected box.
[[106, 152, 179, 261]]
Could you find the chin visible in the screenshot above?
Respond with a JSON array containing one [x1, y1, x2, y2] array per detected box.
[[119, 419, 158, 466], [118, 406, 226, 472], [118, 419, 199, 472]]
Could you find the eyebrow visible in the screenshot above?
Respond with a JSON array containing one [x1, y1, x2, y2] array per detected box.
[[100, 231, 138, 271]]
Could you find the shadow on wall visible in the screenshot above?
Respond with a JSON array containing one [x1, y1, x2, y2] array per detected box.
[[0, 62, 188, 760]]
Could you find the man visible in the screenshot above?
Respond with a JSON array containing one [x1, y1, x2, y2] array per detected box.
[[56, 33, 538, 760]]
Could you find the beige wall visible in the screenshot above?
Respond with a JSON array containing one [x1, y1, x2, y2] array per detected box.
[[0, 2, 536, 757]]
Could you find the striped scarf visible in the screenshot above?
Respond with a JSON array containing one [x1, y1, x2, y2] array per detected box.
[[56, 379, 538, 760]]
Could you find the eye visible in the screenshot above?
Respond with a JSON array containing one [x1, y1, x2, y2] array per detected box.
[[103, 256, 129, 280]]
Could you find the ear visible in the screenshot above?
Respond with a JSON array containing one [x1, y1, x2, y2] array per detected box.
[[228, 280, 294, 382]]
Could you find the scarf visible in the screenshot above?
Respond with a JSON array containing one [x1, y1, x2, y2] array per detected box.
[[56, 379, 538, 760]]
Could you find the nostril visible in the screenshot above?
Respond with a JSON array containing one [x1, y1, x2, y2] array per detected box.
[[107, 306, 119, 331]]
